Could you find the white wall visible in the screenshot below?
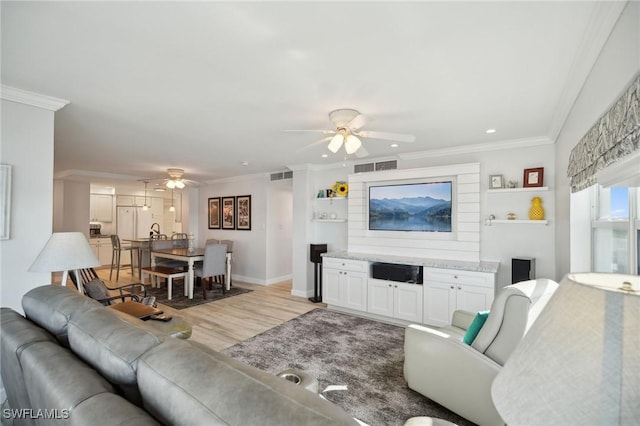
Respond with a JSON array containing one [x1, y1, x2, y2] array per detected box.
[[556, 1, 640, 276], [199, 174, 292, 285], [53, 179, 90, 237], [0, 99, 58, 312]]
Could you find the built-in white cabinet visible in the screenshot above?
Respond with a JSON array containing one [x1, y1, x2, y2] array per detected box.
[[89, 237, 113, 267], [323, 257, 368, 311], [90, 194, 113, 222], [368, 278, 423, 323], [423, 268, 495, 327]]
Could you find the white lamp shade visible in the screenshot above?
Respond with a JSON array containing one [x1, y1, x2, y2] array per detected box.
[[166, 180, 176, 189], [328, 134, 344, 153], [492, 273, 640, 425], [29, 232, 100, 272], [175, 180, 185, 189], [344, 135, 362, 154]]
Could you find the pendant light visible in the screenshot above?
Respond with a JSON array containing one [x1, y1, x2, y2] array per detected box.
[[142, 181, 149, 211], [169, 189, 176, 212]]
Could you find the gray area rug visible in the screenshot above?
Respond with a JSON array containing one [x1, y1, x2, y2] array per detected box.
[[142, 284, 251, 310], [223, 309, 474, 426]]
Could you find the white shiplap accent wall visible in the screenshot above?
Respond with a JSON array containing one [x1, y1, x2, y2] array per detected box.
[[348, 163, 480, 262]]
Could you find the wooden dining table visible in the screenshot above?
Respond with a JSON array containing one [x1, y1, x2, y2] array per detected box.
[[151, 247, 232, 299]]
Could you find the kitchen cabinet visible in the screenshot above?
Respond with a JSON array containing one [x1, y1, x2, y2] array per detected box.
[[90, 194, 113, 222], [89, 237, 113, 267], [323, 257, 368, 311], [423, 268, 495, 327], [368, 278, 423, 323]]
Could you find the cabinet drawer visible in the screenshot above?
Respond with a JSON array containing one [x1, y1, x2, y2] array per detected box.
[[323, 257, 368, 272], [424, 268, 493, 288]]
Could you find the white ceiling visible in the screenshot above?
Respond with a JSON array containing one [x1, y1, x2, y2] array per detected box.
[[1, 1, 622, 187]]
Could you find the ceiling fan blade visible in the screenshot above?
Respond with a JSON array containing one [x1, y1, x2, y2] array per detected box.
[[347, 114, 367, 131], [284, 129, 336, 135], [355, 146, 369, 158], [356, 130, 416, 143], [296, 136, 332, 153]]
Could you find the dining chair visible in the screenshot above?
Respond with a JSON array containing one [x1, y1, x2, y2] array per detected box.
[[194, 243, 227, 299], [109, 235, 134, 282], [219, 240, 233, 287], [69, 268, 150, 306], [150, 234, 168, 240], [172, 233, 188, 240], [151, 239, 188, 269]]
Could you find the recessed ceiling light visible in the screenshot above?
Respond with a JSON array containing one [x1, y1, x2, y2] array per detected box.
[[321, 154, 328, 158], [241, 161, 249, 166], [485, 128, 497, 134], [390, 143, 399, 148]]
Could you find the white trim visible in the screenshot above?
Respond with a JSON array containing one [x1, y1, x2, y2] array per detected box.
[[398, 137, 553, 160], [1, 85, 69, 111]]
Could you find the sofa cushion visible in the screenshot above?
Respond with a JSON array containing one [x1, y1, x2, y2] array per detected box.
[[22, 285, 101, 346], [462, 310, 489, 345], [67, 306, 164, 405], [20, 340, 158, 425], [0, 308, 56, 423], [137, 339, 359, 426]]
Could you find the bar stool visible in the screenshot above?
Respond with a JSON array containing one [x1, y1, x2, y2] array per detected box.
[[110, 235, 134, 282]]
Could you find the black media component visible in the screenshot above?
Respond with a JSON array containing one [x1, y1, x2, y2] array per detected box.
[[310, 244, 327, 263], [512, 258, 535, 283], [371, 262, 423, 284], [309, 244, 327, 303]]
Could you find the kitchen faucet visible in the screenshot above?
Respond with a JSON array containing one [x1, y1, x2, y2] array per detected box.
[[150, 223, 160, 236]]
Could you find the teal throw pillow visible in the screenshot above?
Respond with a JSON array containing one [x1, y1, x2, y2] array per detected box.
[[462, 310, 490, 345]]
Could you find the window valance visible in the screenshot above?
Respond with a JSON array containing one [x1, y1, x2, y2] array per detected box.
[[567, 74, 639, 193]]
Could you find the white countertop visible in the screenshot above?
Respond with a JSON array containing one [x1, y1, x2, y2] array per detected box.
[[323, 250, 500, 273]]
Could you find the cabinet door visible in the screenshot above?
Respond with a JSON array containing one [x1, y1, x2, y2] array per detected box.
[[343, 272, 367, 311], [368, 279, 394, 317], [394, 283, 423, 323], [90, 242, 100, 261], [423, 281, 456, 327], [90, 194, 113, 222], [322, 267, 343, 306], [456, 285, 494, 313], [98, 242, 113, 266]]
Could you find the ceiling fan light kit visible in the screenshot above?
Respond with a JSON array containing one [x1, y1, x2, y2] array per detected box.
[[288, 108, 415, 157]]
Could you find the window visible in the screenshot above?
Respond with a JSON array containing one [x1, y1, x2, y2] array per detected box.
[[591, 186, 638, 274]]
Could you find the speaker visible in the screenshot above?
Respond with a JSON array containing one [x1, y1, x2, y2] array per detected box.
[[512, 258, 535, 283], [310, 244, 327, 264]]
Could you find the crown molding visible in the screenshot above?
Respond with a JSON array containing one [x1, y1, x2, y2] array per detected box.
[[546, 1, 627, 141], [398, 136, 553, 160], [206, 172, 272, 185], [1, 85, 69, 111], [54, 169, 141, 182]]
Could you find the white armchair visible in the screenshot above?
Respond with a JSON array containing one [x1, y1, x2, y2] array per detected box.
[[403, 278, 559, 426]]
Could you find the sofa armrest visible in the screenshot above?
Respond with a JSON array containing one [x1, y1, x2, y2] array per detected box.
[[403, 324, 504, 426], [451, 310, 476, 330]]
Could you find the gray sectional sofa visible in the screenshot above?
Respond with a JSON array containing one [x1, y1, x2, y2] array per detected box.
[[0, 285, 358, 425]]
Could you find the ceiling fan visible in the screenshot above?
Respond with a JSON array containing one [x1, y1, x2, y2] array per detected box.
[[287, 108, 416, 157], [143, 168, 199, 189]]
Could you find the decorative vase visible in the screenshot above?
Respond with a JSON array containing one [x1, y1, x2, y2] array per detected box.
[[528, 197, 545, 220]]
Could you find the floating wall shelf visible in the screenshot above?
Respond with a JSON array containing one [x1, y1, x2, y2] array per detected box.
[[487, 186, 549, 193], [487, 219, 548, 225]]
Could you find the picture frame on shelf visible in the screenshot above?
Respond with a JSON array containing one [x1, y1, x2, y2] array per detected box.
[[236, 195, 251, 230], [489, 174, 504, 189], [207, 197, 220, 229], [524, 167, 544, 187], [222, 196, 235, 229]]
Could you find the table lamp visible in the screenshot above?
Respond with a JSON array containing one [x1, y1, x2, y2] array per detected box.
[[29, 232, 100, 293], [492, 272, 639, 425]]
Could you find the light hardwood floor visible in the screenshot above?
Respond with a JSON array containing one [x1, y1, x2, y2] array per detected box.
[[62, 267, 323, 351]]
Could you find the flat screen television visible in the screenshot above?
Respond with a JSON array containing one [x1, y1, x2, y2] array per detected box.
[[368, 181, 452, 232]]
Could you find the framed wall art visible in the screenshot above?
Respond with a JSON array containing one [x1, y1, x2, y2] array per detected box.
[[208, 197, 220, 229], [524, 167, 544, 187], [236, 195, 251, 230], [489, 174, 504, 189], [222, 196, 235, 229]]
